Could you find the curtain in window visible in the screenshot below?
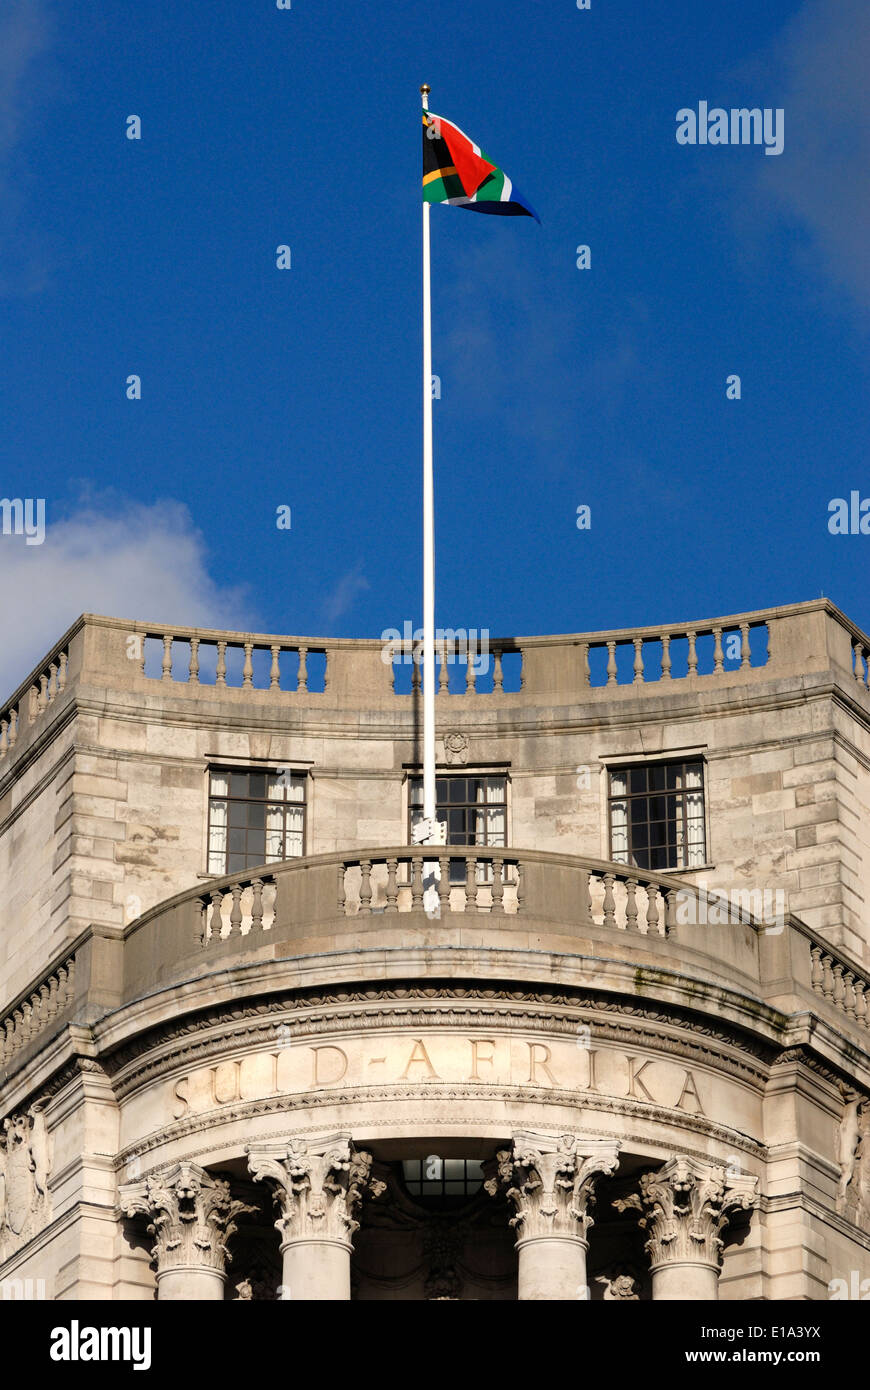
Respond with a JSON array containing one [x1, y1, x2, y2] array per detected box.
[[684, 763, 705, 867], [265, 805, 284, 861], [208, 798, 228, 874], [610, 770, 629, 863]]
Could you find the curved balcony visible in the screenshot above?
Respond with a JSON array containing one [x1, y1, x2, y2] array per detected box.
[[4, 849, 869, 1091]]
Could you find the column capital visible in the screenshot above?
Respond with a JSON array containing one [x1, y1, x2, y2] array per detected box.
[[247, 1132, 385, 1250], [119, 1161, 254, 1277], [485, 1132, 621, 1243], [614, 1156, 758, 1271]]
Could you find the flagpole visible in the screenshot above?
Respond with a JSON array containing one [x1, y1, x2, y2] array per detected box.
[[420, 83, 437, 834]]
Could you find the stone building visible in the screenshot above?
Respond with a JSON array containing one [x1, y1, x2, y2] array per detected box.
[[1, 599, 869, 1300]]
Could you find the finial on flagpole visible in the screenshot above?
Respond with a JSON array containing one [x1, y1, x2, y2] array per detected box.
[[420, 83, 430, 111]]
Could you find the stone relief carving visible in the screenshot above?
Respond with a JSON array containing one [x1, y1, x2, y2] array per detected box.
[[614, 1157, 758, 1269], [443, 732, 469, 765], [836, 1090, 870, 1229], [595, 1271, 640, 1300], [0, 1102, 52, 1258], [119, 1161, 254, 1275], [485, 1132, 620, 1242], [247, 1134, 385, 1247]]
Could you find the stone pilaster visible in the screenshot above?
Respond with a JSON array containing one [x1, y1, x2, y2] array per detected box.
[[485, 1132, 621, 1300], [247, 1133, 384, 1301], [119, 1161, 253, 1300], [614, 1157, 758, 1300]]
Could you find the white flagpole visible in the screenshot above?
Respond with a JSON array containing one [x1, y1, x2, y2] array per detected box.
[[420, 83, 437, 834]]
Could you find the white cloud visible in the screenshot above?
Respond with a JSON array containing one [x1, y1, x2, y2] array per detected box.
[[744, 0, 870, 310], [320, 565, 369, 626], [0, 497, 253, 700]]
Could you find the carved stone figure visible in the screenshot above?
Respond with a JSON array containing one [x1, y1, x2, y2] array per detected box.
[[596, 1272, 640, 1300], [0, 1104, 52, 1257]]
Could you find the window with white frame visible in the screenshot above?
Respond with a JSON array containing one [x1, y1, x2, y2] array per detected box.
[[608, 761, 705, 871], [207, 768, 306, 875]]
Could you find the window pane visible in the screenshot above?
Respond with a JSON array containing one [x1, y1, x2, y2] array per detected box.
[[267, 775, 286, 800], [229, 802, 247, 827], [610, 770, 627, 797], [229, 829, 245, 853], [248, 802, 266, 828], [487, 777, 505, 802], [230, 772, 248, 797], [649, 764, 667, 791], [247, 829, 266, 861], [629, 768, 647, 794], [210, 772, 229, 797], [249, 772, 266, 799], [289, 774, 306, 802], [209, 799, 227, 827]]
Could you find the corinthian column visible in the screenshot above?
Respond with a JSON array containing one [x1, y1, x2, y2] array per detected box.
[[615, 1157, 758, 1300], [247, 1133, 384, 1301], [485, 1132, 621, 1300], [120, 1162, 253, 1300]]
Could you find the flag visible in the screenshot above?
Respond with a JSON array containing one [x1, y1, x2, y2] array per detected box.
[[422, 110, 539, 220]]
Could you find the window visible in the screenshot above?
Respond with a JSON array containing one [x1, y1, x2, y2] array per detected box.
[[208, 768, 306, 875], [609, 761, 705, 871], [408, 775, 507, 848], [402, 1158, 484, 1201]]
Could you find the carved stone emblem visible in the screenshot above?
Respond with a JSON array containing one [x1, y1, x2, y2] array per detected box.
[[0, 1103, 52, 1256], [443, 732, 468, 766]]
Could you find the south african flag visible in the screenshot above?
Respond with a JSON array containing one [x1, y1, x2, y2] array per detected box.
[[422, 109, 539, 220]]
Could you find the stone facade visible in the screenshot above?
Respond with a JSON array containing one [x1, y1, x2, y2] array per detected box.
[[1, 600, 869, 1299]]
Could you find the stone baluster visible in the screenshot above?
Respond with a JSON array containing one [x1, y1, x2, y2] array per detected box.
[[338, 863, 347, 914], [615, 1158, 758, 1301], [492, 647, 504, 693], [602, 873, 616, 929], [854, 643, 864, 685], [28, 686, 38, 723], [198, 896, 210, 945], [665, 889, 678, 938], [842, 971, 857, 1018], [579, 868, 593, 925], [740, 622, 751, 669], [58, 651, 68, 690], [37, 674, 48, 712], [229, 884, 243, 935], [713, 626, 724, 674], [466, 856, 479, 912], [606, 641, 618, 686], [410, 854, 424, 910], [250, 878, 264, 932], [268, 644, 281, 691], [580, 642, 591, 689], [8, 708, 17, 747], [660, 634, 672, 681], [248, 1136, 385, 1301], [161, 635, 173, 682], [486, 1134, 620, 1301], [516, 862, 525, 914], [625, 876, 639, 931], [297, 645, 309, 692], [832, 962, 846, 1010], [646, 884, 661, 936], [438, 854, 451, 915], [632, 638, 644, 685], [270, 874, 278, 931], [120, 1162, 253, 1301], [216, 641, 227, 687], [0, 719, 7, 757], [242, 641, 254, 687], [465, 642, 476, 694], [411, 656, 421, 693], [491, 856, 505, 915], [188, 638, 200, 685], [687, 630, 698, 677], [48, 663, 58, 702], [210, 890, 224, 940], [821, 953, 835, 1001], [810, 945, 823, 992], [385, 857, 399, 913], [359, 859, 372, 914], [854, 979, 867, 1028], [438, 640, 450, 695]]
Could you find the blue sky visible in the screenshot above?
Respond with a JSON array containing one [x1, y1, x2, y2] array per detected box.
[[0, 0, 867, 693]]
